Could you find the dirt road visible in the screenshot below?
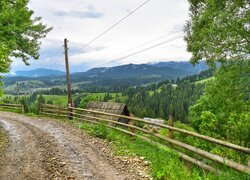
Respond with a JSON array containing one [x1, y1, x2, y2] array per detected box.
[[0, 112, 144, 180]]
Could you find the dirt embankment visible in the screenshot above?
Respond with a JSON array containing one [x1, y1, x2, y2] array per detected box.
[[0, 112, 150, 180]]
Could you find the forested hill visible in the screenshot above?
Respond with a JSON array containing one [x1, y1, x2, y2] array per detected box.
[[122, 69, 214, 123], [71, 64, 191, 80], [6, 61, 208, 78], [150, 61, 208, 73]]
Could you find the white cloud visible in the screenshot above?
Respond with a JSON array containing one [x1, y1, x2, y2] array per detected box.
[[54, 5, 104, 19], [12, 0, 191, 72]]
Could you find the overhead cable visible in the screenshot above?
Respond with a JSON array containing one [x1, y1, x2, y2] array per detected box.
[[95, 35, 183, 68], [69, 0, 151, 56]]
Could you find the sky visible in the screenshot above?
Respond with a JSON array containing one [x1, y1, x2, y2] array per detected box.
[[11, 0, 192, 73]]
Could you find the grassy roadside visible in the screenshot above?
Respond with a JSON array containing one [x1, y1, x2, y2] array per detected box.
[[78, 122, 204, 179], [75, 122, 250, 180]]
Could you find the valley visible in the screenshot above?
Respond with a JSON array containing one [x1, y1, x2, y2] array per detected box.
[[3, 61, 208, 94]]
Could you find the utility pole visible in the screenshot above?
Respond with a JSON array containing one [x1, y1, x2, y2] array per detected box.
[[64, 38, 73, 119]]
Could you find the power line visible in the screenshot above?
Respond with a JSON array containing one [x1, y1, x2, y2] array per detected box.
[[69, 0, 151, 57], [105, 29, 183, 60], [95, 35, 183, 68]]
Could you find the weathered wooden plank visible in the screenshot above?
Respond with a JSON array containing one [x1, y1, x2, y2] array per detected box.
[[0, 103, 21, 107], [41, 112, 69, 118], [42, 108, 68, 114], [0, 105, 21, 110]]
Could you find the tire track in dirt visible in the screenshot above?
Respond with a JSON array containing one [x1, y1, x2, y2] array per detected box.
[[0, 112, 141, 180], [0, 118, 71, 180]]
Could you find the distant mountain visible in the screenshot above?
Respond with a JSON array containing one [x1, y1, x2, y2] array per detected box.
[[3, 61, 208, 93], [150, 61, 208, 73], [8, 61, 207, 78], [14, 68, 65, 77], [71, 63, 192, 81]]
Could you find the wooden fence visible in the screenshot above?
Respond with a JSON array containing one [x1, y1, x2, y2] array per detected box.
[[40, 104, 250, 174], [0, 103, 24, 113], [1, 103, 249, 173]]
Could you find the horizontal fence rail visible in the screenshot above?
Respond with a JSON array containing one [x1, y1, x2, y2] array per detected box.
[[0, 103, 24, 113], [70, 107, 250, 153], [39, 104, 250, 173]]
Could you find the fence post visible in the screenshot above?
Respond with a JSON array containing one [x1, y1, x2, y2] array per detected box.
[[71, 100, 75, 120], [168, 114, 174, 139], [39, 103, 42, 115], [129, 113, 135, 134], [68, 101, 73, 120], [58, 105, 60, 116], [21, 104, 25, 114]]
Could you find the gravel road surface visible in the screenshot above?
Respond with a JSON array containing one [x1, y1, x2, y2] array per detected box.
[[0, 112, 147, 180]]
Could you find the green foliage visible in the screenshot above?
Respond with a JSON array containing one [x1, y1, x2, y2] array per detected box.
[[31, 94, 45, 114], [194, 77, 215, 84], [77, 93, 120, 108], [37, 94, 45, 105], [121, 70, 213, 122], [47, 100, 53, 104], [185, 0, 249, 64], [79, 95, 96, 108], [196, 111, 220, 137], [1, 92, 47, 114], [0, 95, 17, 106], [0, 0, 52, 66], [19, 97, 29, 113], [43, 95, 67, 106], [124, 80, 205, 123], [190, 60, 250, 147], [76, 121, 248, 179], [124, 140, 198, 180], [103, 93, 112, 102], [0, 44, 11, 74], [0, 0, 51, 98], [185, 0, 250, 167], [89, 124, 109, 139]]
